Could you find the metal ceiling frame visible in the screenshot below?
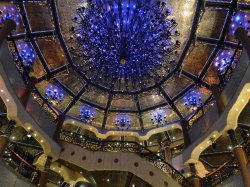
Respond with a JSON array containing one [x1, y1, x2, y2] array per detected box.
[[14, 0, 241, 131]]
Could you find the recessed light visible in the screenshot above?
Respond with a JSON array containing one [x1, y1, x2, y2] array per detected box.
[[11, 136, 15, 140], [247, 89, 250, 92], [172, 136, 176, 140], [199, 146, 203, 149], [40, 139, 44, 143], [236, 108, 239, 111], [107, 179, 110, 182], [206, 141, 210, 144], [27, 134, 32, 138], [34, 133, 37, 137], [6, 99, 10, 102], [0, 89, 3, 93], [27, 127, 31, 130], [90, 127, 92, 130], [72, 121, 75, 124], [242, 99, 245, 102]]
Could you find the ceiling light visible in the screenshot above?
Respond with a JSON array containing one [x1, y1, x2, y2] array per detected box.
[[0, 89, 3, 93], [40, 139, 44, 143], [70, 0, 179, 91], [172, 136, 176, 140], [242, 99, 245, 102], [247, 89, 250, 92], [27, 126, 31, 130], [115, 115, 131, 130], [236, 108, 239, 111], [34, 133, 37, 137], [132, 184, 135, 187], [106, 179, 110, 182], [11, 136, 15, 140], [6, 99, 10, 102], [27, 134, 32, 138], [228, 146, 232, 150]]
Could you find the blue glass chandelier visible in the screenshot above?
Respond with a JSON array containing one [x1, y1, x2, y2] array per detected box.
[[214, 50, 235, 75], [0, 5, 21, 27], [79, 105, 96, 123], [45, 84, 64, 105], [150, 112, 167, 127], [183, 90, 202, 111], [115, 115, 131, 130], [230, 12, 250, 36], [70, 0, 179, 91], [17, 43, 36, 70]]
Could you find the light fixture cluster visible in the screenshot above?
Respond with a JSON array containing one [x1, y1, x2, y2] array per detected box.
[[79, 105, 96, 123], [0, 5, 21, 27], [214, 50, 235, 75], [16, 43, 36, 71], [183, 90, 202, 111], [70, 0, 180, 91], [150, 110, 167, 127], [230, 12, 250, 36], [115, 115, 131, 130], [45, 84, 64, 105]]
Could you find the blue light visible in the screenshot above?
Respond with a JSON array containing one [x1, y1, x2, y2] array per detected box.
[[150, 110, 167, 127], [183, 90, 202, 111], [235, 15, 241, 21], [0, 5, 21, 28], [79, 106, 96, 123], [230, 12, 250, 37], [214, 50, 235, 75], [70, 0, 179, 91], [17, 43, 36, 69], [115, 115, 131, 130], [45, 84, 64, 105]]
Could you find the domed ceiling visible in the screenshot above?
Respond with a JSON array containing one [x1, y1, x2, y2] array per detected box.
[[3, 0, 249, 135]]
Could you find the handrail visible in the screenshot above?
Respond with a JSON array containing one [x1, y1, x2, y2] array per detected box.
[[60, 130, 191, 186], [201, 140, 250, 186]]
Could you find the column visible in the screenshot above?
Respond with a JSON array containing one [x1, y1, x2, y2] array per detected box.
[[53, 114, 65, 142], [0, 136, 9, 159], [180, 120, 191, 148], [210, 84, 225, 114], [20, 76, 38, 107], [161, 139, 172, 164], [228, 130, 250, 187], [0, 19, 16, 46], [37, 156, 52, 187], [235, 28, 250, 59], [189, 163, 201, 187]]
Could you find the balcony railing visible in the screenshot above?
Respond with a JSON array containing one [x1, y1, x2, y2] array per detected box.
[[201, 140, 250, 186], [60, 130, 191, 186]]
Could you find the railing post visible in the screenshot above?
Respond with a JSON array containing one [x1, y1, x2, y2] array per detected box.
[[189, 163, 201, 187], [210, 84, 225, 115], [0, 19, 16, 47], [53, 114, 65, 143], [0, 136, 9, 159], [20, 76, 38, 108], [235, 28, 250, 59], [180, 119, 191, 147], [228, 130, 250, 187], [37, 156, 52, 187], [161, 139, 172, 165]]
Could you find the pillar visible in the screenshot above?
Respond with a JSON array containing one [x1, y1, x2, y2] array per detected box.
[[53, 114, 65, 142], [0, 136, 9, 159], [0, 19, 16, 46], [235, 28, 250, 59], [228, 130, 250, 187], [161, 139, 172, 164], [37, 156, 52, 187], [180, 120, 191, 148], [20, 76, 38, 107], [37, 172, 48, 187], [189, 163, 201, 187], [210, 84, 225, 114]]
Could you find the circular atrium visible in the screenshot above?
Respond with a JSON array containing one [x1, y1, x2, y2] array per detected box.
[[0, 0, 250, 187]]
